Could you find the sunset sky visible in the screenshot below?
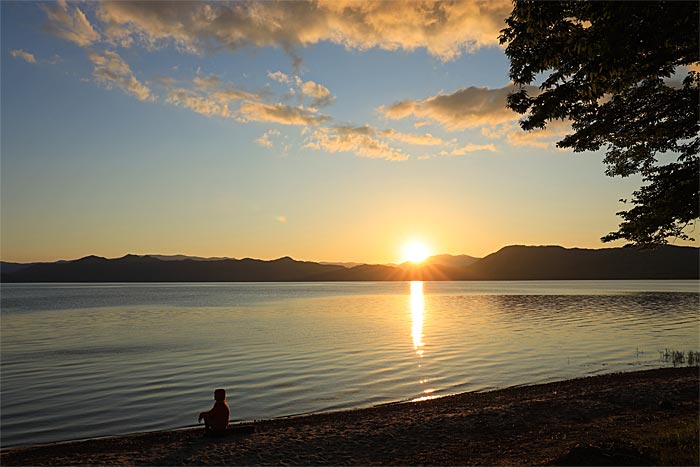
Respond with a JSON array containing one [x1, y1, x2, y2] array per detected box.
[[1, 1, 688, 264]]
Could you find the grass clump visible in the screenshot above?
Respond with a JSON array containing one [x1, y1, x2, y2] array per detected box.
[[659, 349, 700, 367], [638, 418, 700, 466]]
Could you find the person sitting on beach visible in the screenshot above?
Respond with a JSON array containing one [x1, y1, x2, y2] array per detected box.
[[198, 388, 230, 435]]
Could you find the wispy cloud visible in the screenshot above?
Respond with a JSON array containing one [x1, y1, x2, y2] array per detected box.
[[256, 129, 281, 148], [87, 50, 152, 101], [419, 142, 497, 159], [160, 70, 262, 118], [240, 102, 330, 126], [300, 80, 333, 107], [9, 49, 37, 64], [505, 120, 572, 149], [43, 0, 100, 47], [305, 126, 409, 161], [94, 1, 511, 61], [267, 71, 335, 108], [378, 128, 447, 146], [268, 71, 291, 84], [165, 87, 229, 117], [38, 1, 522, 157], [157, 69, 332, 127], [448, 143, 497, 155]]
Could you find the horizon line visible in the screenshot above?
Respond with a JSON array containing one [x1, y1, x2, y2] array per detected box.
[[2, 243, 696, 265]]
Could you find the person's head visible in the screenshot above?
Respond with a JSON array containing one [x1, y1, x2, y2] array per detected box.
[[214, 389, 226, 401]]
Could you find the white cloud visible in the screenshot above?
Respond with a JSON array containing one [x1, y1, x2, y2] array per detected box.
[[87, 50, 152, 101], [95, 1, 511, 61], [43, 0, 100, 47], [9, 49, 37, 64]]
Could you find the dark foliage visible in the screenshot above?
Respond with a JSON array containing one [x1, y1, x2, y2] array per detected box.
[[499, 0, 699, 246]]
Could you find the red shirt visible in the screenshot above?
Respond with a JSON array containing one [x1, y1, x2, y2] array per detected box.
[[205, 400, 230, 430]]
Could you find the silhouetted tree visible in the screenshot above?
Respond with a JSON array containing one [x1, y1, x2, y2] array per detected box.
[[499, 0, 699, 246]]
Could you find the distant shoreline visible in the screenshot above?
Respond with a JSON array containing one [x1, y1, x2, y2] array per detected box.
[[2, 366, 698, 466], [3, 245, 698, 282], [4, 279, 700, 285]]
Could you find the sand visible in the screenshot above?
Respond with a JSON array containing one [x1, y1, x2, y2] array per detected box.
[[2, 367, 698, 466]]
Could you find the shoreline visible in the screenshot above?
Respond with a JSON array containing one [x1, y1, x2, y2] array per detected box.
[[2, 366, 698, 466]]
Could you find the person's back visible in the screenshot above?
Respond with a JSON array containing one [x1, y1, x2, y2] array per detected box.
[[198, 388, 230, 433]]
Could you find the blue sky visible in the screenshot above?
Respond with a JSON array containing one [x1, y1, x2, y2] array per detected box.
[[2, 1, 677, 263]]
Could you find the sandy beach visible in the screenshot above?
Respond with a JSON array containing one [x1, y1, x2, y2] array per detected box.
[[2, 367, 698, 466]]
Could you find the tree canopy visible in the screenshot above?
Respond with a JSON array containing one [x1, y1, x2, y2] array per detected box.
[[499, 0, 699, 246]]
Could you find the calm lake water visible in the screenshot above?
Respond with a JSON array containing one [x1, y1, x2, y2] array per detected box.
[[1, 281, 698, 448]]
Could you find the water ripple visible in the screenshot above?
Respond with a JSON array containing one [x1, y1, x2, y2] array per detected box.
[[1, 281, 698, 447]]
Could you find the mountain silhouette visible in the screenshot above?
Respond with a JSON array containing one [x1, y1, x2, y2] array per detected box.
[[461, 245, 699, 280], [1, 245, 697, 282]]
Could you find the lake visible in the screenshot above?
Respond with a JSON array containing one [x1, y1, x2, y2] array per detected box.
[[1, 281, 698, 448]]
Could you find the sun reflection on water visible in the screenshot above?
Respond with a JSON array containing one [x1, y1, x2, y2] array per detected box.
[[410, 281, 425, 357]]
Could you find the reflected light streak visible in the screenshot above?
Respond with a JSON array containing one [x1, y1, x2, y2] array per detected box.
[[410, 281, 425, 357]]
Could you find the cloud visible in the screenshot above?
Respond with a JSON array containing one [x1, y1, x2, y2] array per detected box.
[[300, 80, 333, 107], [165, 87, 229, 117], [95, 1, 511, 61], [268, 71, 291, 83], [377, 128, 446, 146], [381, 84, 538, 130], [267, 71, 335, 107], [192, 73, 221, 91], [159, 71, 262, 118], [329, 125, 446, 146], [305, 126, 409, 161], [87, 50, 152, 101], [189, 71, 259, 102], [256, 129, 281, 148], [43, 0, 100, 47], [157, 69, 327, 126], [420, 142, 496, 159], [381, 85, 576, 150], [239, 102, 330, 126], [447, 143, 496, 155], [481, 122, 516, 139], [9, 49, 37, 64], [505, 120, 572, 149]]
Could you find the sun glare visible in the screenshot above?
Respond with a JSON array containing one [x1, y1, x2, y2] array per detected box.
[[403, 241, 430, 264]]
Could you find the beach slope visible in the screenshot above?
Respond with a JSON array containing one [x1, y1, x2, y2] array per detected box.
[[2, 367, 698, 466]]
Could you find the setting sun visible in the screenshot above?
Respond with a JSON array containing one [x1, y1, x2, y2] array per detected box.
[[402, 241, 431, 264]]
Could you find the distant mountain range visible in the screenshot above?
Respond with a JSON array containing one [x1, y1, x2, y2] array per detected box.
[[1, 245, 698, 282]]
